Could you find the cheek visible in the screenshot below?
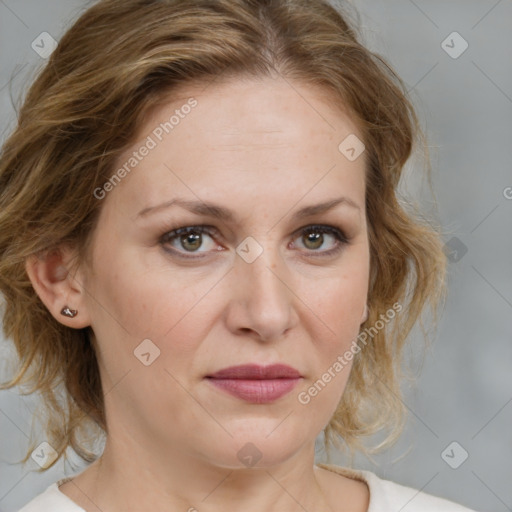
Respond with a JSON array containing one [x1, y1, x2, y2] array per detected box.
[[309, 269, 367, 331], [90, 239, 207, 339], [304, 270, 368, 394], [89, 254, 212, 420]]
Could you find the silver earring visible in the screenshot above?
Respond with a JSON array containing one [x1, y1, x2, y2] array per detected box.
[[61, 306, 78, 318]]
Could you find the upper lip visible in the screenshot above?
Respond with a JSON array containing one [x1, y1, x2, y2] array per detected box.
[[206, 364, 302, 379]]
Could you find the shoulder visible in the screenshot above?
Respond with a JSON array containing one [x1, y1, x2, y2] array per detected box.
[[17, 478, 85, 512], [363, 471, 478, 511], [317, 463, 479, 512]]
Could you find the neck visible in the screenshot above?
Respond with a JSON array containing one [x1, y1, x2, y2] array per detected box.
[[71, 433, 335, 512]]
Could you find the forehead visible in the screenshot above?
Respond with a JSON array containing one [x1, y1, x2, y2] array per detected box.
[[143, 75, 362, 141], [106, 75, 367, 220]]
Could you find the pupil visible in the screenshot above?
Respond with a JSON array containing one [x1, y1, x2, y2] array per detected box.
[[183, 232, 201, 251], [305, 232, 322, 249]]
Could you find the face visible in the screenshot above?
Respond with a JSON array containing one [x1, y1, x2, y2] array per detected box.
[[76, 75, 370, 468]]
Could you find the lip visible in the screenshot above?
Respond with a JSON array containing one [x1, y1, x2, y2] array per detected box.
[[207, 363, 302, 379], [206, 364, 302, 403]]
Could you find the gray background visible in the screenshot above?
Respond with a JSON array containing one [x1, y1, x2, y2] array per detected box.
[[0, 1, 511, 511]]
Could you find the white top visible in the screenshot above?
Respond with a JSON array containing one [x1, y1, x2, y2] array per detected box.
[[18, 463, 478, 511]]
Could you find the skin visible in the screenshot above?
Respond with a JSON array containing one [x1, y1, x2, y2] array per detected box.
[[26, 75, 371, 512]]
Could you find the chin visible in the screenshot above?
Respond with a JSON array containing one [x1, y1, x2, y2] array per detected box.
[[195, 428, 310, 470]]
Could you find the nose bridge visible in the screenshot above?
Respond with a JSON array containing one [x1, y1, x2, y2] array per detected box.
[[231, 235, 295, 338], [239, 236, 287, 298]]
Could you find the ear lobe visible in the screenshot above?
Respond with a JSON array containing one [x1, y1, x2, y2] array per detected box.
[[361, 303, 368, 324], [24, 246, 91, 329]]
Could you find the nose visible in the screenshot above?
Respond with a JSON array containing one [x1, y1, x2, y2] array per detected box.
[[224, 242, 298, 342]]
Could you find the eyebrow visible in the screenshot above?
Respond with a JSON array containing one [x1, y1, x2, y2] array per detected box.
[[136, 196, 361, 222]]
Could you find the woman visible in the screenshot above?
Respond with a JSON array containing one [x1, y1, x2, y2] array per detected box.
[[0, 0, 478, 510]]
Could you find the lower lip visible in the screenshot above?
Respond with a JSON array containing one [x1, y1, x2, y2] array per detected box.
[[206, 378, 301, 403]]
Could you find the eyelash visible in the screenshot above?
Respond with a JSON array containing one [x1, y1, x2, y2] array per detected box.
[[159, 224, 350, 260]]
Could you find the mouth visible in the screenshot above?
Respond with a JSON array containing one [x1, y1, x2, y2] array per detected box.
[[205, 364, 303, 403], [206, 363, 302, 380]]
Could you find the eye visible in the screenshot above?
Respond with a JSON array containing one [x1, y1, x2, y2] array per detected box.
[[291, 224, 349, 257], [160, 225, 220, 257], [159, 223, 349, 260]]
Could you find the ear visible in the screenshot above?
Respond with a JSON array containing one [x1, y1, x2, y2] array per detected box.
[[360, 303, 368, 324], [24, 245, 92, 329]]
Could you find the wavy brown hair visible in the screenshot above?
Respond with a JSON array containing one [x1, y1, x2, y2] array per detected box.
[[0, 0, 447, 471]]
